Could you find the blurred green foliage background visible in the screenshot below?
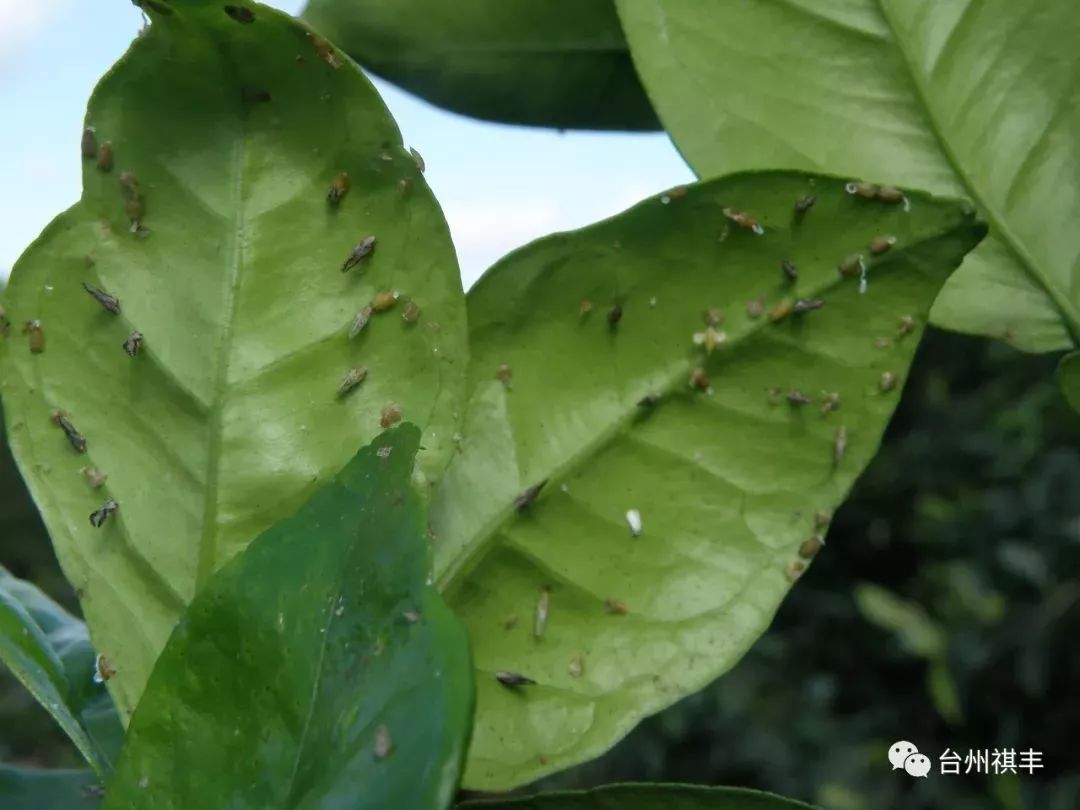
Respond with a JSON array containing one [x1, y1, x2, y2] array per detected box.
[[3, 329, 1079, 808]]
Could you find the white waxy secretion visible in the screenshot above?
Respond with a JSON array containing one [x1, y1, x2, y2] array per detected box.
[[625, 509, 643, 537]]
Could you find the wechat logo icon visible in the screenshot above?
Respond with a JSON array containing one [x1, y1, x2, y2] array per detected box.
[[889, 740, 931, 778]]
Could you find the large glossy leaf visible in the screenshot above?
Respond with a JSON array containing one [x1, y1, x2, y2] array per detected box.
[[616, 0, 1080, 353], [457, 783, 817, 809], [431, 171, 985, 788], [0, 566, 123, 776], [103, 425, 473, 809], [0, 0, 465, 719], [301, 0, 659, 130], [0, 765, 102, 810]]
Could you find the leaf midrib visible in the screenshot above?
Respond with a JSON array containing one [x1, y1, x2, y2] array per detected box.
[[438, 213, 979, 590], [195, 47, 249, 588], [875, 1, 1080, 340]]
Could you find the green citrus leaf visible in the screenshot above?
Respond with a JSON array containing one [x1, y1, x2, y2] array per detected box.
[[103, 426, 473, 809], [457, 783, 818, 809], [431, 171, 985, 788], [0, 566, 123, 777], [616, 0, 1080, 353], [1057, 351, 1080, 413], [0, 0, 465, 720], [301, 0, 659, 130], [0, 766, 103, 810]]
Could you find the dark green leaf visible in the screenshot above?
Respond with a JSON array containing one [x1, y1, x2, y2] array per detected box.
[[431, 171, 985, 788], [0, 0, 466, 719], [0, 765, 103, 810], [103, 425, 473, 809], [302, 0, 659, 130], [0, 566, 122, 776], [457, 782, 818, 809], [1057, 351, 1080, 413], [616, 0, 1080, 353]]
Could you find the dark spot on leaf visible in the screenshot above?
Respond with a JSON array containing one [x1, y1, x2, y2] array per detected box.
[[224, 5, 255, 23]]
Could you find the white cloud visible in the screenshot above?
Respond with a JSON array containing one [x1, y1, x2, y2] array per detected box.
[[0, 0, 69, 68], [443, 198, 563, 288]]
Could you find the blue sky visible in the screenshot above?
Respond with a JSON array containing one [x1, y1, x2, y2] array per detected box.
[[0, 0, 693, 288]]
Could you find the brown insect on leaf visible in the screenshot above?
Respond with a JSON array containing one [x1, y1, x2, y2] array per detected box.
[[345, 306, 373, 340], [792, 298, 824, 314], [768, 299, 794, 323], [784, 560, 806, 582], [380, 402, 402, 428], [409, 147, 425, 173], [371, 291, 398, 312], [876, 186, 905, 204], [798, 536, 824, 560], [496, 671, 536, 687], [496, 363, 512, 387], [813, 510, 830, 530], [23, 320, 45, 353], [722, 206, 764, 234], [96, 142, 114, 172], [786, 390, 812, 406], [307, 33, 341, 68], [90, 499, 118, 528], [794, 194, 816, 214], [845, 181, 878, 199], [81, 127, 97, 159], [401, 300, 421, 323], [688, 367, 710, 391], [869, 235, 896, 255], [781, 259, 798, 283], [51, 410, 87, 453], [608, 303, 623, 327], [336, 367, 368, 398], [81, 467, 108, 489], [819, 392, 841, 415], [93, 654, 116, 684], [341, 236, 376, 272], [837, 254, 864, 278], [897, 315, 916, 337], [327, 171, 349, 205], [879, 371, 899, 393], [834, 425, 848, 466], [604, 597, 628, 615], [578, 299, 593, 318], [82, 282, 121, 315], [704, 307, 724, 326], [513, 480, 547, 513], [746, 298, 765, 319]]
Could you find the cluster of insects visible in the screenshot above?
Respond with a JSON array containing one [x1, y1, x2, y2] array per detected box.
[[484, 180, 927, 695]]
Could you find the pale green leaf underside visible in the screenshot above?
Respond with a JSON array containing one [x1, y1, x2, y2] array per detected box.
[[457, 782, 818, 809], [432, 170, 985, 788], [301, 0, 659, 130], [0, 567, 120, 776], [0, 0, 465, 719], [616, 0, 1080, 353]]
